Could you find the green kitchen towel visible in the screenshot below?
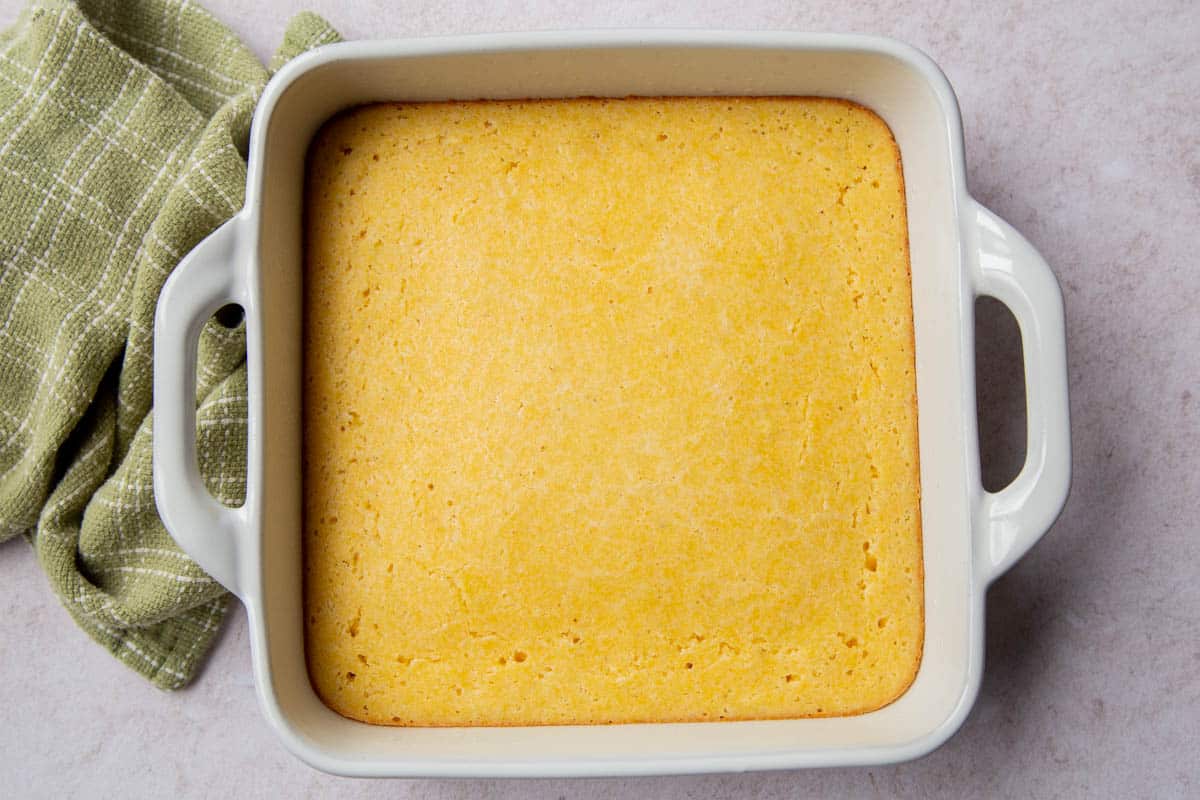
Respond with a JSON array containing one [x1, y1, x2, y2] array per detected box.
[[0, 1, 339, 689]]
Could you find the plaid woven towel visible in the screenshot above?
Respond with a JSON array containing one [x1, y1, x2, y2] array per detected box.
[[0, 1, 338, 689]]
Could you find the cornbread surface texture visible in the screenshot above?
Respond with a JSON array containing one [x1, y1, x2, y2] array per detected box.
[[303, 97, 922, 727]]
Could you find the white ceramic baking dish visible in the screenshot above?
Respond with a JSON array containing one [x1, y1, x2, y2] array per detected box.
[[152, 31, 1070, 777]]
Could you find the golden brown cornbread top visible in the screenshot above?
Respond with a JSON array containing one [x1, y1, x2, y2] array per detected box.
[[303, 96, 922, 727]]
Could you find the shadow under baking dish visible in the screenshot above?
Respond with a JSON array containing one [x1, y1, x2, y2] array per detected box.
[[299, 95, 924, 728]]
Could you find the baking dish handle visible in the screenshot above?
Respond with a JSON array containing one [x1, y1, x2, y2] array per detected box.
[[969, 200, 1071, 584], [153, 216, 250, 598]]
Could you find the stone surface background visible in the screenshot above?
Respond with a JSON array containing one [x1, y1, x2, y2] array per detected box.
[[2, 1, 1197, 797]]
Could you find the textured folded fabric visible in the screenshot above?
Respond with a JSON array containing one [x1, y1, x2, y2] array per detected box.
[[0, 0, 338, 689]]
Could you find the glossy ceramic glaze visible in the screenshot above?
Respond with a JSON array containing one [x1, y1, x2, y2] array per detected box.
[[153, 31, 1070, 777]]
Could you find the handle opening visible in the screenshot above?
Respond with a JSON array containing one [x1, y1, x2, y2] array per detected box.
[[213, 302, 245, 329], [974, 296, 1027, 493], [195, 305, 249, 512]]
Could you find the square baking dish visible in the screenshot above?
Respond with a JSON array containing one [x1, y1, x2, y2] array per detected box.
[[152, 31, 1070, 777]]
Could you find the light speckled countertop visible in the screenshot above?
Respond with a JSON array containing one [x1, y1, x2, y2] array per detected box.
[[2, 1, 1197, 797]]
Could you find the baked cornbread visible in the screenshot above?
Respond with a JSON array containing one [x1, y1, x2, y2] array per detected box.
[[303, 97, 922, 726]]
